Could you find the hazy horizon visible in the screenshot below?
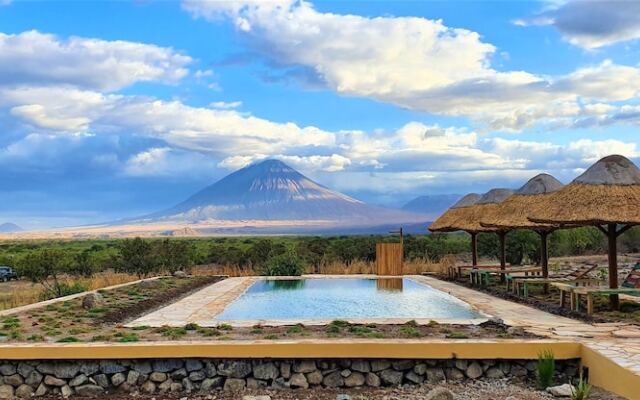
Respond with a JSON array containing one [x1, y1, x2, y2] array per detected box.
[[1, 1, 639, 229]]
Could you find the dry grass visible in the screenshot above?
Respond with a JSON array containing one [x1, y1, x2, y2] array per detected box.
[[0, 272, 140, 311]]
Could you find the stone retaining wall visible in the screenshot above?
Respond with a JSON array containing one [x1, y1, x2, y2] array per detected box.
[[0, 358, 580, 398]]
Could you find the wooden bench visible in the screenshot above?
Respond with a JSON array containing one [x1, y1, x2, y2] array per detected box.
[[572, 286, 640, 316], [447, 264, 510, 280], [513, 277, 601, 299], [471, 267, 542, 287]]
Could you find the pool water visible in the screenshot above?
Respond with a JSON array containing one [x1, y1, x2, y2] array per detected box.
[[214, 278, 482, 321]]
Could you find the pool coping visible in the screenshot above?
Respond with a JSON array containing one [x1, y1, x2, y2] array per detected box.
[[127, 275, 491, 328]]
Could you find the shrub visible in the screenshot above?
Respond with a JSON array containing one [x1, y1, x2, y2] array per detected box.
[[536, 349, 555, 389], [571, 374, 592, 400], [260, 253, 305, 276]]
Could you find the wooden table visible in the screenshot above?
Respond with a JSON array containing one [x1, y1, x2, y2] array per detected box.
[[470, 267, 542, 287], [572, 286, 640, 316], [513, 277, 601, 299]]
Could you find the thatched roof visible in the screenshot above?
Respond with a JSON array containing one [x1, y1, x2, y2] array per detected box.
[[429, 193, 481, 232], [529, 155, 640, 226], [480, 174, 564, 230], [429, 189, 513, 233]]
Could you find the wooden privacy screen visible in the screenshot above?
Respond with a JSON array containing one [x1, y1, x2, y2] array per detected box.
[[376, 243, 403, 276]]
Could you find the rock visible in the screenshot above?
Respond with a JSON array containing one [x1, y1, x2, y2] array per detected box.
[[74, 384, 104, 397], [224, 378, 246, 391], [171, 368, 188, 380], [4, 374, 23, 387], [93, 374, 109, 388], [507, 326, 526, 336], [174, 270, 188, 278], [253, 362, 279, 380], [365, 372, 380, 387], [189, 370, 206, 381], [350, 360, 370, 373], [336, 395, 351, 400], [218, 361, 251, 378], [293, 360, 316, 373], [79, 362, 100, 376], [379, 369, 403, 386], [0, 385, 13, 399], [36, 364, 54, 375], [158, 378, 173, 392], [151, 359, 183, 373], [454, 360, 468, 370], [243, 396, 272, 400], [141, 380, 156, 394], [60, 385, 73, 398], [15, 384, 33, 399], [340, 369, 351, 378], [306, 370, 323, 385], [34, 383, 47, 397], [82, 292, 103, 309], [426, 368, 446, 384], [111, 372, 126, 386], [25, 370, 43, 386], [322, 371, 344, 388], [425, 387, 454, 400], [466, 362, 483, 379], [44, 375, 66, 387], [200, 377, 223, 391], [246, 378, 267, 389], [405, 371, 424, 384], [370, 360, 391, 372], [17, 364, 34, 378], [511, 365, 528, 377], [344, 372, 365, 387], [139, 279, 159, 289], [127, 370, 141, 385], [289, 373, 309, 389], [0, 365, 16, 376], [133, 361, 153, 375], [280, 363, 291, 379], [186, 359, 203, 372], [181, 377, 194, 393], [69, 374, 88, 387], [485, 367, 505, 379], [413, 363, 427, 375], [99, 361, 126, 374], [53, 363, 79, 379], [445, 368, 464, 381], [547, 384, 575, 397], [150, 372, 168, 382], [170, 382, 183, 392]]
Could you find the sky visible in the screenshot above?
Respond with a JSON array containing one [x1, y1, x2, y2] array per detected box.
[[1, 0, 640, 229]]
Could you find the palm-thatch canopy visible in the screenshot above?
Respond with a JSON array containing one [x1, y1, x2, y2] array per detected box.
[[450, 188, 514, 233], [529, 155, 640, 226], [529, 154, 640, 309], [480, 174, 564, 231], [428, 193, 482, 232]]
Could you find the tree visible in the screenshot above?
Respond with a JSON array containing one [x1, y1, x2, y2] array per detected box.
[[156, 239, 196, 273], [115, 237, 159, 278], [247, 239, 273, 267], [260, 252, 305, 276], [17, 249, 70, 298], [69, 251, 96, 278]]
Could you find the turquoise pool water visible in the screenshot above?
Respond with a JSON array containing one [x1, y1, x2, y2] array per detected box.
[[214, 278, 482, 321]]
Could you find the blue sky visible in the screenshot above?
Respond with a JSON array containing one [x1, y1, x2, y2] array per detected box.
[[1, 0, 640, 228]]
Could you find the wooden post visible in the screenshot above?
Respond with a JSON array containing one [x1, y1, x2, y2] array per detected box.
[[540, 231, 549, 279], [498, 231, 507, 283], [607, 223, 620, 310], [470, 232, 478, 267]]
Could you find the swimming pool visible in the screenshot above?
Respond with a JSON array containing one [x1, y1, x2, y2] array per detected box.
[[214, 278, 482, 321]]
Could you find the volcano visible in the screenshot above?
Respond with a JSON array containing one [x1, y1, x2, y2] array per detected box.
[[143, 159, 425, 225]]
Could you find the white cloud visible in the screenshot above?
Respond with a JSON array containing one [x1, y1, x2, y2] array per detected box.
[[0, 30, 191, 91], [210, 100, 242, 109], [183, 0, 640, 132], [517, 0, 640, 49]]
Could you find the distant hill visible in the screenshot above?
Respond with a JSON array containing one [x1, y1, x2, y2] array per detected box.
[[136, 159, 429, 228], [401, 194, 461, 220], [0, 222, 23, 233]]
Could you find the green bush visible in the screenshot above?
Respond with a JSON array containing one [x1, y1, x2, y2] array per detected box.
[[260, 253, 305, 276], [536, 349, 556, 389], [571, 374, 592, 400]]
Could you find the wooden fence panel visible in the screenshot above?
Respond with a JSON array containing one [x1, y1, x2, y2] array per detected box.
[[376, 243, 403, 276]]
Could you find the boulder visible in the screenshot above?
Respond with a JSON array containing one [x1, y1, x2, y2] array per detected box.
[[16, 364, 34, 378], [150, 372, 168, 382], [60, 385, 73, 398], [99, 361, 126, 374], [289, 373, 309, 389], [485, 367, 505, 379], [379, 369, 403, 386], [322, 371, 344, 388], [344, 372, 365, 387], [200, 377, 223, 391], [280, 363, 291, 379], [74, 384, 104, 397], [174, 270, 188, 278], [69, 374, 88, 387], [218, 361, 251, 378], [246, 378, 267, 389], [547, 384, 575, 397], [242, 396, 272, 400], [425, 387, 454, 400], [4, 374, 23, 387], [93, 374, 109, 388], [44, 375, 66, 387], [138, 279, 159, 289], [82, 292, 103, 310], [185, 359, 203, 372], [224, 378, 246, 391], [54, 363, 80, 379], [141, 380, 156, 394], [14, 384, 33, 399], [151, 359, 183, 373], [34, 383, 47, 397], [127, 370, 141, 385], [413, 363, 427, 375], [370, 360, 391, 372], [465, 362, 483, 379], [340, 369, 351, 378], [25, 370, 43, 387], [0, 365, 16, 376], [111, 372, 126, 386], [293, 360, 316, 373], [445, 368, 464, 381], [425, 368, 446, 384], [405, 371, 424, 384], [365, 373, 380, 387], [189, 371, 206, 382], [306, 370, 323, 385], [454, 360, 468, 370], [253, 362, 279, 380], [351, 360, 370, 373], [171, 368, 188, 380], [0, 385, 13, 400]]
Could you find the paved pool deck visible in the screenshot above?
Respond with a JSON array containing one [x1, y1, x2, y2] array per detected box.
[[127, 274, 640, 379]]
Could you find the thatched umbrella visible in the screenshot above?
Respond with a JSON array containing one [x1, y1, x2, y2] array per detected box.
[[529, 155, 640, 309], [480, 174, 564, 279], [430, 189, 514, 271]]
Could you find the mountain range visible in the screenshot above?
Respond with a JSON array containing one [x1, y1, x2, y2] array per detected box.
[[401, 194, 462, 220], [0, 222, 23, 233]]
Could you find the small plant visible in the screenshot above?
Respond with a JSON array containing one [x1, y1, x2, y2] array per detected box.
[[286, 324, 305, 335], [536, 349, 555, 389], [57, 336, 81, 343], [404, 320, 418, 327], [330, 320, 350, 328], [264, 334, 279, 340], [184, 323, 199, 331], [116, 332, 139, 342], [250, 327, 264, 334], [260, 253, 305, 276], [571, 374, 592, 400], [400, 326, 422, 338], [26, 334, 45, 342], [445, 331, 469, 339], [325, 324, 341, 335], [2, 317, 20, 329], [217, 323, 233, 331], [131, 325, 149, 331]]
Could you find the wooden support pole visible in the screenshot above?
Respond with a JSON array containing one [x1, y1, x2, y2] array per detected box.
[[607, 223, 620, 310], [470, 232, 478, 268], [540, 231, 549, 279], [499, 231, 507, 283]]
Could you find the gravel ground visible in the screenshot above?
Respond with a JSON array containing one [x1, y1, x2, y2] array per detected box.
[[52, 380, 624, 400]]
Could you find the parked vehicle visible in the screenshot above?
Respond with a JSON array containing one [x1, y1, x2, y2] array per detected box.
[[0, 266, 18, 282]]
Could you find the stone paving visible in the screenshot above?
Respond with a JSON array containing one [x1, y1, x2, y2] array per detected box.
[[128, 274, 640, 379]]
